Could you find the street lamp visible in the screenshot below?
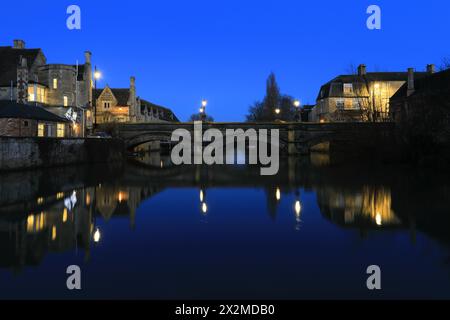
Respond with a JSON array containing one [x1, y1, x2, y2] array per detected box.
[[294, 99, 301, 122], [93, 66, 101, 128], [275, 108, 281, 115], [200, 99, 207, 121]]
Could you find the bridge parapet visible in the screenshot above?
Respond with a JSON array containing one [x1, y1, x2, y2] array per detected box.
[[114, 122, 396, 155]]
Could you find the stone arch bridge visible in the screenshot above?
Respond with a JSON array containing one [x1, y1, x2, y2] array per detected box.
[[111, 122, 396, 155]]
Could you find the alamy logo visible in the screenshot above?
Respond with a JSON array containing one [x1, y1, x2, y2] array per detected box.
[[366, 265, 381, 290], [66, 5, 81, 30], [66, 265, 81, 290], [366, 5, 381, 30], [171, 121, 280, 176]]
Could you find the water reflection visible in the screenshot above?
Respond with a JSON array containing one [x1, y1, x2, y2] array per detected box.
[[318, 186, 401, 229], [0, 156, 450, 298]]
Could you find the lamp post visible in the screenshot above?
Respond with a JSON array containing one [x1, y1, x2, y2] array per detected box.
[[199, 99, 207, 121], [93, 66, 101, 128], [293, 99, 301, 122]]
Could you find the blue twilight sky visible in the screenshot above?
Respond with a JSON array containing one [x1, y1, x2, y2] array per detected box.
[[1, 0, 449, 121]]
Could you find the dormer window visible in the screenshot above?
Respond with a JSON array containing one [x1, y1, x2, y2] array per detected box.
[[343, 83, 353, 94]]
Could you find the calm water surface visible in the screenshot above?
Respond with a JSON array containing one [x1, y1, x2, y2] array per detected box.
[[1, 154, 450, 299]]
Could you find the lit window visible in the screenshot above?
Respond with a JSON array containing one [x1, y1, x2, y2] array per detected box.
[[57, 123, 65, 138], [343, 83, 353, 94], [336, 99, 345, 109], [53, 78, 58, 89], [38, 123, 45, 137], [28, 87, 35, 101], [37, 87, 45, 103], [63, 96, 68, 107]]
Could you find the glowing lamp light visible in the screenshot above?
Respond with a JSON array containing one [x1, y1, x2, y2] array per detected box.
[[94, 71, 102, 80], [200, 190, 204, 202], [275, 108, 281, 115], [294, 100, 301, 108], [199, 107, 204, 113], [201, 202, 208, 214], [375, 213, 382, 226], [202, 99, 208, 107], [295, 200, 302, 217], [93, 228, 101, 243], [275, 188, 281, 201]]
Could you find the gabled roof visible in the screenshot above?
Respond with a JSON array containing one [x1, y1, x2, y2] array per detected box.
[[94, 88, 131, 106], [0, 46, 44, 86], [316, 72, 429, 100], [0, 100, 70, 122], [391, 69, 450, 100]]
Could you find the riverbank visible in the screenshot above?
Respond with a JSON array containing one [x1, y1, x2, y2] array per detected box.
[[0, 137, 125, 171]]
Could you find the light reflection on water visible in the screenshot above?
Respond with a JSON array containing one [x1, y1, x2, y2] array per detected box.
[[0, 155, 450, 299]]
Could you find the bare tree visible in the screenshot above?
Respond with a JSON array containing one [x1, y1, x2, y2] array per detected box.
[[439, 57, 450, 71]]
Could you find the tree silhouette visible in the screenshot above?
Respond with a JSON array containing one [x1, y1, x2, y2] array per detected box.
[[189, 113, 214, 122], [246, 73, 297, 122]]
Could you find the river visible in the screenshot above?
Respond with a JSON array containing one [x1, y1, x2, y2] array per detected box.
[[0, 153, 449, 299]]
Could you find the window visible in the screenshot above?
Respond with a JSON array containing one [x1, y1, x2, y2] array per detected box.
[[38, 123, 45, 137], [103, 102, 110, 109], [336, 99, 345, 109], [28, 87, 35, 102], [28, 86, 45, 103], [63, 96, 68, 107], [23, 120, 29, 127], [57, 123, 65, 138], [37, 87, 45, 103], [343, 83, 353, 94], [53, 78, 58, 89]]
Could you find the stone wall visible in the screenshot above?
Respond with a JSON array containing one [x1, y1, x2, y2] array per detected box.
[[0, 137, 124, 171], [0, 118, 37, 137]]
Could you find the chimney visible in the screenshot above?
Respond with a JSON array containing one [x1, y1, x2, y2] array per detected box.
[[84, 51, 92, 108], [84, 51, 92, 65], [407, 68, 415, 97], [17, 57, 29, 104], [13, 39, 25, 49], [129, 76, 137, 119], [426, 64, 436, 74], [358, 64, 367, 76]]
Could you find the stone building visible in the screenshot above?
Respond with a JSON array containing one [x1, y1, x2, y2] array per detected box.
[[94, 77, 179, 124], [0, 40, 93, 134], [390, 67, 449, 123], [311, 64, 431, 122], [0, 100, 71, 137]]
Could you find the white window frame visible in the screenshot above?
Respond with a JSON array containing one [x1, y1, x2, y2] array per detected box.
[[343, 83, 353, 94]]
